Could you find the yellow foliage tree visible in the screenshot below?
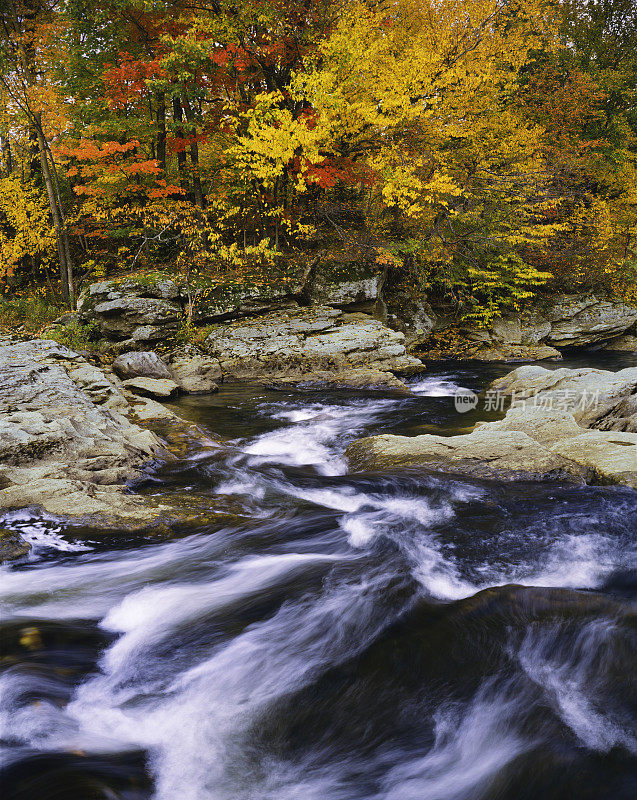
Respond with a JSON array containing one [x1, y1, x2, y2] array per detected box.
[[0, 176, 56, 286]]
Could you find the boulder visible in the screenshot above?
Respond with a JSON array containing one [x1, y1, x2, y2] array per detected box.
[[112, 351, 173, 380], [204, 304, 424, 385], [163, 345, 221, 394], [0, 339, 175, 528], [346, 429, 585, 482], [122, 377, 180, 399], [89, 297, 181, 339], [78, 276, 183, 340]]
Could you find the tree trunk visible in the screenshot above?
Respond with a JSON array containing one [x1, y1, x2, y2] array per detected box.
[[0, 130, 11, 175], [181, 93, 205, 209], [172, 95, 188, 196], [35, 123, 74, 306], [156, 91, 166, 173]]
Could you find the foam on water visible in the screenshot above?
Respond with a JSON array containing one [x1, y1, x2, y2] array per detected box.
[[409, 375, 466, 397]]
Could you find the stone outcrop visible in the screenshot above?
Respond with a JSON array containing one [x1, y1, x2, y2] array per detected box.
[[203, 304, 424, 389], [489, 365, 637, 431], [77, 269, 636, 367], [305, 259, 385, 308], [543, 296, 637, 347], [0, 340, 181, 527], [413, 294, 637, 361], [604, 334, 637, 353], [77, 271, 309, 347], [347, 365, 637, 488]]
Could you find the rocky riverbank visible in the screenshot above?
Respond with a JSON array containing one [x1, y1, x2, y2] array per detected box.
[[60, 271, 637, 374], [0, 340, 222, 544]]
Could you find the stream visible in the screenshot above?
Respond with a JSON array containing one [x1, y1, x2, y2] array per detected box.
[[1, 355, 636, 800]]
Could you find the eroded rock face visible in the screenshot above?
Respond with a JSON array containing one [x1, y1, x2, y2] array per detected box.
[[488, 297, 637, 349], [417, 294, 637, 361], [305, 260, 385, 307], [347, 364, 637, 487], [604, 334, 637, 353], [0, 340, 174, 526], [490, 365, 637, 431], [544, 296, 637, 347], [203, 305, 424, 386]]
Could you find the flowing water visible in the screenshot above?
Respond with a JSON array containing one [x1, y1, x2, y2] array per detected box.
[[1, 355, 636, 800]]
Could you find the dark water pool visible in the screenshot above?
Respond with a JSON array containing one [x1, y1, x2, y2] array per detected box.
[[1, 353, 636, 800]]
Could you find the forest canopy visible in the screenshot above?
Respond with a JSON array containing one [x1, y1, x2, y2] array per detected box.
[[0, 0, 635, 322]]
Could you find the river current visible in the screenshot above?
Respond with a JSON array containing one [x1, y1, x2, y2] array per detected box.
[[1, 355, 636, 800]]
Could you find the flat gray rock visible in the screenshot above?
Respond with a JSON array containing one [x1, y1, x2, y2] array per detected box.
[[122, 376, 180, 399], [346, 429, 585, 482]]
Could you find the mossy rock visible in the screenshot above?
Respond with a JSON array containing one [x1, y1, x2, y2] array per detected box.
[[0, 529, 31, 562]]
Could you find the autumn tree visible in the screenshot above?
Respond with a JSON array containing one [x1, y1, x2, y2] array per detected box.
[[0, 0, 76, 304]]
